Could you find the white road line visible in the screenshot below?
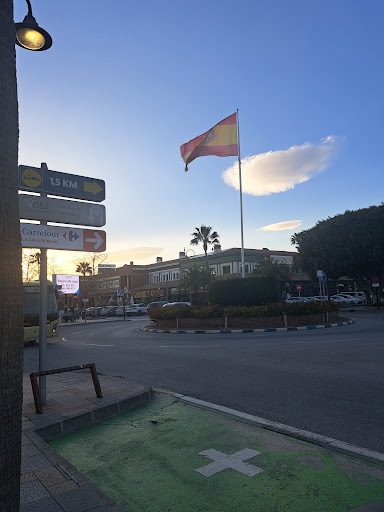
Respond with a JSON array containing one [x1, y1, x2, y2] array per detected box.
[[68, 331, 86, 334], [159, 345, 221, 348], [80, 343, 115, 347], [296, 338, 364, 344], [62, 337, 69, 342]]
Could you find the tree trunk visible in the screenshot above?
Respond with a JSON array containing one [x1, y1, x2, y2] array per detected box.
[[0, 1, 24, 510]]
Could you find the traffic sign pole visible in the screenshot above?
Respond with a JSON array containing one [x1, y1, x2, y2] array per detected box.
[[39, 163, 48, 405]]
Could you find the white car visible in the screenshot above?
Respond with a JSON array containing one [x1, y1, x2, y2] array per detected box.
[[125, 303, 147, 316], [330, 294, 359, 305], [162, 301, 192, 307], [340, 293, 365, 304], [285, 297, 310, 303]]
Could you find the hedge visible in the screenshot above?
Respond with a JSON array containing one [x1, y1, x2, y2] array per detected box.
[[206, 277, 279, 306], [149, 301, 339, 320]]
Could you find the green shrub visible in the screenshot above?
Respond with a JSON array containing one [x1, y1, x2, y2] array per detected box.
[[149, 301, 339, 320], [207, 277, 279, 306]]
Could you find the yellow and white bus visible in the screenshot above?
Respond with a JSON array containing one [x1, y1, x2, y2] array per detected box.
[[23, 281, 59, 342]]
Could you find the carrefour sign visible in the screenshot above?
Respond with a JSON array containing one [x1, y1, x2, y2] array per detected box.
[[53, 274, 80, 294]]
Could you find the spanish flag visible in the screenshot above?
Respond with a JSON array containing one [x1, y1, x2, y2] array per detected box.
[[180, 113, 238, 172]]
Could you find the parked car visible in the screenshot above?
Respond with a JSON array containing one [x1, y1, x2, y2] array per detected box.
[[147, 301, 168, 313], [116, 306, 125, 317], [285, 297, 310, 303], [100, 306, 117, 317], [337, 293, 363, 304], [330, 294, 358, 305], [343, 291, 366, 304], [162, 301, 192, 307], [125, 303, 148, 316]]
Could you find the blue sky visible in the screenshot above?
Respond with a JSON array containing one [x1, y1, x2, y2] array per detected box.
[[15, 0, 384, 270]]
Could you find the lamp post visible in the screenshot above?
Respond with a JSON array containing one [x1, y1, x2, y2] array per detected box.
[[15, 0, 52, 50], [0, 1, 52, 508]]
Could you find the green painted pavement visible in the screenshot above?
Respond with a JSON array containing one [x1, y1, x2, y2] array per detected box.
[[51, 396, 384, 512]]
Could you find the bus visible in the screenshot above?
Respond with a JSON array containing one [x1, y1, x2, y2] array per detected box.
[[23, 281, 59, 342]]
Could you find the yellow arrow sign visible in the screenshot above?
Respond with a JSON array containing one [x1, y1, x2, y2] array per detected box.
[[84, 180, 103, 195]]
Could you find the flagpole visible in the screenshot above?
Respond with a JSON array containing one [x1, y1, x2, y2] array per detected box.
[[237, 109, 245, 278]]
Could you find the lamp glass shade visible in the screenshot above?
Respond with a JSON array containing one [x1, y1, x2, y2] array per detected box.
[[16, 27, 45, 50]]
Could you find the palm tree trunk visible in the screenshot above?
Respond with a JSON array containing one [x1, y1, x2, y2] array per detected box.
[[0, 1, 24, 510]]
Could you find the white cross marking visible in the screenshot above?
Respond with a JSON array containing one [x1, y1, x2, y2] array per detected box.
[[196, 448, 263, 477]]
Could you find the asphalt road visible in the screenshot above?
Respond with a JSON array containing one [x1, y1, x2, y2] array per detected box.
[[24, 310, 384, 453]]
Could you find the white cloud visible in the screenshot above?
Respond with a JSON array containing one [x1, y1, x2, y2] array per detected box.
[[259, 220, 303, 231], [222, 136, 341, 196]]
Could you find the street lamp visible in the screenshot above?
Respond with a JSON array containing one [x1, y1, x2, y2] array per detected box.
[[15, 0, 52, 51]]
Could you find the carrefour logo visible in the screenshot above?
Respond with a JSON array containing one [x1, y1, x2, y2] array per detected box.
[[21, 168, 42, 188]]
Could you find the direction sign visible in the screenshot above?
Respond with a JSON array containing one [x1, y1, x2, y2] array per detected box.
[[316, 270, 323, 278], [19, 194, 106, 226], [18, 165, 105, 202], [20, 223, 106, 252]]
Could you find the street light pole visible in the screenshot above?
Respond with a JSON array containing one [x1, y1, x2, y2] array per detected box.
[[0, 2, 52, 507]]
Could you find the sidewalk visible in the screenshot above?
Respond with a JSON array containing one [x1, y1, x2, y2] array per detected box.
[[21, 371, 153, 511]]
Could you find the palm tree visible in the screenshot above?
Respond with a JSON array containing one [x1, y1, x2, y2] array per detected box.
[[190, 225, 220, 271], [0, 2, 24, 509], [76, 262, 93, 276]]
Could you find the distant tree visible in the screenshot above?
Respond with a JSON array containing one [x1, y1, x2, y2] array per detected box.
[[178, 265, 213, 305], [291, 205, 384, 298], [22, 249, 40, 281], [253, 259, 291, 298], [74, 252, 108, 275], [76, 262, 93, 276], [190, 225, 220, 271], [29, 251, 41, 268]]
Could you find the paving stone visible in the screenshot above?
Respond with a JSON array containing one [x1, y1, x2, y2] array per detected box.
[[35, 466, 68, 487], [55, 487, 99, 512], [48, 479, 79, 496], [22, 442, 42, 458], [21, 453, 53, 474], [20, 496, 63, 512], [20, 480, 50, 504], [20, 472, 38, 484]]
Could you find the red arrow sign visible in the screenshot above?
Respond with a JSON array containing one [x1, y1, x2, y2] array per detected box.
[[83, 229, 106, 252]]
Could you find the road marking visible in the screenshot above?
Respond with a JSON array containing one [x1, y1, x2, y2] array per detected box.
[[159, 345, 221, 348], [62, 337, 69, 342], [69, 331, 86, 334], [80, 343, 115, 347], [196, 448, 263, 477], [296, 338, 364, 344]]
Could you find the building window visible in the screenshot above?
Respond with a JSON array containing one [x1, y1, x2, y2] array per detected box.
[[222, 265, 231, 274], [240, 264, 249, 273]]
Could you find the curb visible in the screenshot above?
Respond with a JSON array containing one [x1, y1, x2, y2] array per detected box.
[[142, 320, 354, 334], [153, 389, 384, 467], [59, 318, 132, 327]]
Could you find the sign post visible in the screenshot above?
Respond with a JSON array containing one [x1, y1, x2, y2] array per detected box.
[[39, 163, 48, 404], [372, 277, 380, 309], [19, 162, 106, 405]]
